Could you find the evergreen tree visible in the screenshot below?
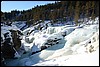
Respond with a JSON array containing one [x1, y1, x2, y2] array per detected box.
[[91, 1, 95, 20], [68, 1, 74, 21], [74, 1, 80, 25], [95, 1, 99, 17], [1, 1, 99, 24]]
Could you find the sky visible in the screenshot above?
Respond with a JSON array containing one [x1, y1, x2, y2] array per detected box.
[[1, 1, 56, 12]]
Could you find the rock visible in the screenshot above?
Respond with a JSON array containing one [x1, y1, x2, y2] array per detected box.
[[1, 52, 6, 66], [1, 42, 16, 59], [1, 29, 23, 59], [41, 46, 47, 50], [61, 31, 66, 37], [10, 30, 22, 50]]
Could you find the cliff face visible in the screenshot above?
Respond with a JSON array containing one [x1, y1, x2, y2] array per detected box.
[[10, 30, 22, 50], [1, 24, 23, 65], [1, 30, 23, 59]]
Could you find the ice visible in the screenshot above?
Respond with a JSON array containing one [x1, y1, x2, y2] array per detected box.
[[3, 17, 99, 66], [24, 35, 34, 43], [14, 51, 21, 58], [33, 34, 99, 66], [46, 27, 61, 34], [64, 24, 98, 48], [33, 48, 99, 66], [21, 39, 33, 51], [1, 24, 21, 45], [22, 27, 33, 36], [18, 57, 33, 66], [12, 21, 27, 30], [94, 17, 99, 24]]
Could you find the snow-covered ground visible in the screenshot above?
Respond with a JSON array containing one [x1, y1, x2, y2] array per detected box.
[[2, 17, 99, 66], [33, 48, 99, 66], [33, 30, 99, 66]]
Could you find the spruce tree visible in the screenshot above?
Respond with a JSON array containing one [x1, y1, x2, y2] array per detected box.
[[74, 1, 80, 25], [91, 1, 95, 20]]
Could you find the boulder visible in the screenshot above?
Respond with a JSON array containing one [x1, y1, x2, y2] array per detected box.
[[1, 29, 23, 59]]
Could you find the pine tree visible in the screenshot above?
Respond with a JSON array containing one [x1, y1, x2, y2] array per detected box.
[[2, 1, 98, 23], [49, 9, 57, 23], [91, 1, 95, 20], [74, 1, 80, 25], [95, 1, 99, 17], [68, 1, 74, 21], [85, 1, 92, 18]]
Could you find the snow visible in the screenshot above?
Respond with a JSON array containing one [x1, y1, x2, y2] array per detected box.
[[32, 48, 99, 66], [46, 25, 76, 35], [64, 24, 98, 48], [12, 21, 27, 30], [1, 24, 24, 59], [3, 17, 99, 66], [32, 31, 99, 66], [1, 33, 5, 43], [14, 48, 21, 58], [1, 24, 20, 45]]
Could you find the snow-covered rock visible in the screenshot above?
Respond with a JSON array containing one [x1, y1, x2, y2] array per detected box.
[[12, 21, 27, 30], [3, 17, 99, 66], [1, 24, 24, 59]]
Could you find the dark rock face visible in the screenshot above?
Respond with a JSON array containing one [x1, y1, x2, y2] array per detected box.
[[1, 29, 23, 60], [10, 30, 22, 50], [45, 38, 62, 46], [1, 43, 15, 59], [1, 32, 15, 59], [41, 46, 47, 50], [1, 52, 6, 66], [31, 38, 62, 55], [61, 31, 66, 37]]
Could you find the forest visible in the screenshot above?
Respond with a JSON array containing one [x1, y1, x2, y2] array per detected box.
[[1, 1, 99, 25]]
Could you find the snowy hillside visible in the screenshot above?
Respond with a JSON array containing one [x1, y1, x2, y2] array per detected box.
[[1, 17, 99, 66]]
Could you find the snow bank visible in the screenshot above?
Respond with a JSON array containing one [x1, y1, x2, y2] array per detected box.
[[64, 24, 98, 48], [12, 21, 27, 30], [46, 26, 62, 34], [33, 47, 99, 66], [1, 24, 24, 59], [32, 30, 99, 66], [1, 24, 21, 44], [46, 25, 76, 35], [4, 17, 99, 66], [22, 24, 76, 53]]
